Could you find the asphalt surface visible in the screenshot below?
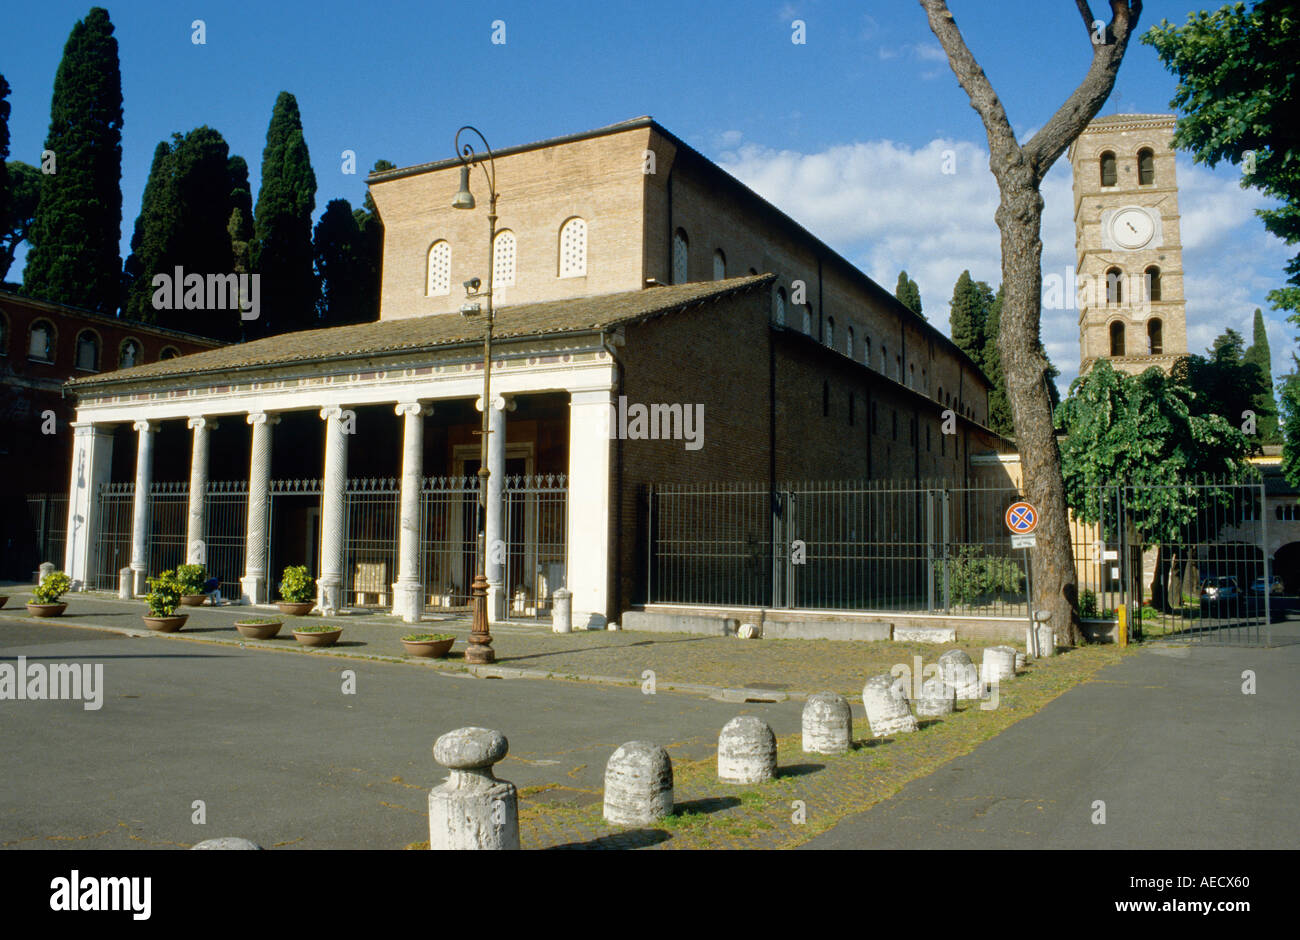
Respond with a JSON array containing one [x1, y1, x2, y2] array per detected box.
[[0, 620, 803, 850], [802, 620, 1300, 850]]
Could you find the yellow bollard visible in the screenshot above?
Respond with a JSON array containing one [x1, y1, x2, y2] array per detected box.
[[1117, 605, 1128, 648]]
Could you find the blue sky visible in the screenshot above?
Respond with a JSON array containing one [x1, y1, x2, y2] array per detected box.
[[2, 1, 1291, 391]]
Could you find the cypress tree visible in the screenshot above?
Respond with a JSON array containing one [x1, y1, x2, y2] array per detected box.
[[0, 73, 10, 233], [251, 91, 318, 336], [22, 7, 123, 313], [313, 198, 365, 326], [983, 286, 1014, 437], [894, 270, 923, 318], [1244, 308, 1280, 443], [949, 270, 992, 369], [123, 141, 176, 321], [352, 158, 394, 323]]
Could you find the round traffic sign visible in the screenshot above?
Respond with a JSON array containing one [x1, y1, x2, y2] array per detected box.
[[1005, 501, 1038, 534]]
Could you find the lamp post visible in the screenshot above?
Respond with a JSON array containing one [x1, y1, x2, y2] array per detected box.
[[452, 125, 498, 665]]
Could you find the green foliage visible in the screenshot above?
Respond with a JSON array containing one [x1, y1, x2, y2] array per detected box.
[[278, 565, 314, 602], [313, 198, 367, 326], [251, 91, 318, 336], [1056, 360, 1257, 541], [1243, 308, 1280, 442], [402, 633, 454, 642], [294, 624, 340, 634], [1143, 1, 1300, 315], [894, 270, 923, 318], [144, 570, 182, 617], [1279, 363, 1300, 486], [32, 571, 71, 604], [0, 160, 38, 284], [1139, 605, 1157, 621], [982, 285, 1014, 437], [938, 545, 1024, 606], [175, 564, 208, 594], [948, 270, 993, 367], [22, 7, 123, 313]]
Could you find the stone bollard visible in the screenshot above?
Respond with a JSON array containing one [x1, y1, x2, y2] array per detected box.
[[191, 837, 262, 850], [1027, 624, 1056, 658], [603, 741, 674, 825], [717, 716, 777, 783], [551, 588, 572, 634], [802, 691, 853, 754], [1015, 650, 1027, 672], [119, 568, 133, 600], [428, 727, 519, 850], [862, 673, 918, 737], [38, 562, 55, 584], [938, 649, 985, 700], [983, 646, 1017, 683], [737, 622, 760, 639], [914, 675, 956, 717]]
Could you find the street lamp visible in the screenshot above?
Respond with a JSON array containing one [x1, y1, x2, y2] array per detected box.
[[453, 125, 498, 665]]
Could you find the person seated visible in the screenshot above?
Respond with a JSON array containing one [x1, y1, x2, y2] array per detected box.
[[203, 577, 226, 606]]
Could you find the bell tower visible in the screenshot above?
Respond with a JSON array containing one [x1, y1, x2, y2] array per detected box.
[[1069, 114, 1188, 376]]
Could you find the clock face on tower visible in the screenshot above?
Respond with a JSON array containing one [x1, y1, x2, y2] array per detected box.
[[1109, 206, 1155, 250]]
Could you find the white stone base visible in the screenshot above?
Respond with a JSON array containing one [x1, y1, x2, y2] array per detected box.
[[392, 580, 424, 623], [239, 574, 267, 606]]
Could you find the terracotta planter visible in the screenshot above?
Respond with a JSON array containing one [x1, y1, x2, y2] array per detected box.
[[179, 594, 208, 607], [142, 614, 188, 632], [277, 601, 315, 616], [401, 636, 455, 658], [235, 620, 283, 639], [293, 627, 342, 648], [26, 602, 67, 618]]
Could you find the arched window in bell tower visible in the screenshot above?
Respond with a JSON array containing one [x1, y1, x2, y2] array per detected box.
[[1100, 151, 1117, 187], [1137, 148, 1155, 186], [1147, 318, 1163, 355], [1109, 320, 1126, 357], [1106, 266, 1123, 304], [1144, 265, 1161, 302]]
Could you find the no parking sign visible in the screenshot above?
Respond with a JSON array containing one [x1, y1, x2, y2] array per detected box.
[[1006, 501, 1038, 547]]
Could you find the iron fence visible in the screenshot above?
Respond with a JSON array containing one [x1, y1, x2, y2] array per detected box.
[[420, 476, 478, 612], [343, 477, 399, 608], [25, 493, 69, 570], [146, 482, 188, 578], [204, 481, 248, 600], [503, 474, 568, 617], [93, 483, 135, 590]]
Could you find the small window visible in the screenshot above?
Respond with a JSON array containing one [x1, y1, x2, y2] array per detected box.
[[28, 319, 55, 361], [938, 384, 944, 402], [1144, 265, 1161, 302], [672, 228, 689, 284], [910, 363, 916, 388], [1147, 318, 1163, 355], [493, 230, 517, 287], [75, 330, 99, 371], [119, 338, 141, 368], [846, 326, 854, 359], [1137, 148, 1155, 185], [427, 240, 451, 296], [1100, 151, 1117, 187], [826, 316, 835, 348], [1106, 266, 1123, 304], [802, 305, 812, 335], [774, 287, 786, 327], [881, 344, 888, 373], [863, 336, 871, 366], [160, 346, 179, 361], [713, 249, 726, 281], [559, 217, 587, 278], [1109, 321, 1125, 357]]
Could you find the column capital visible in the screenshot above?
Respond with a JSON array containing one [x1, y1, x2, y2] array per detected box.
[[475, 394, 516, 413], [71, 422, 113, 438], [133, 420, 157, 433], [569, 388, 613, 408], [187, 416, 217, 431], [320, 405, 347, 421], [395, 401, 433, 418], [246, 412, 282, 426]]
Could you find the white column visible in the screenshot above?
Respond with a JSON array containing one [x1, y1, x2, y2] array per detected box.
[[240, 412, 277, 604], [185, 417, 215, 565], [567, 388, 613, 629], [129, 420, 157, 595], [64, 422, 115, 590], [318, 406, 349, 611], [393, 401, 430, 622], [477, 393, 515, 623]]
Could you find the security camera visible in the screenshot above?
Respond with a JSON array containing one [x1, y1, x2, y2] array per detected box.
[[464, 277, 481, 293]]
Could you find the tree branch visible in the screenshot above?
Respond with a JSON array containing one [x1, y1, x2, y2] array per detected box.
[[1075, 0, 1096, 34]]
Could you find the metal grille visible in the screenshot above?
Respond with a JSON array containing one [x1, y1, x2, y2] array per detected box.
[[147, 482, 188, 577], [204, 481, 248, 600], [420, 476, 478, 612], [343, 477, 399, 608], [503, 474, 568, 618], [267, 479, 323, 596], [93, 483, 135, 590], [25, 493, 69, 569]]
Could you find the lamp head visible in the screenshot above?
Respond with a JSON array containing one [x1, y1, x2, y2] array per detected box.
[[452, 164, 476, 210]]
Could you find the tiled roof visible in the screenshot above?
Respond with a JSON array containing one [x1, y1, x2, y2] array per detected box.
[[65, 275, 773, 389]]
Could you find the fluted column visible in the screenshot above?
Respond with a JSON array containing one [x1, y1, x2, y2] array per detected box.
[[318, 406, 349, 611], [477, 393, 515, 623], [240, 412, 278, 604], [129, 420, 157, 595], [185, 417, 215, 565], [393, 401, 430, 622]]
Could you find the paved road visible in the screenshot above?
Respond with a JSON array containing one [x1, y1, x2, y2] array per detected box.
[[0, 621, 802, 850], [803, 622, 1300, 850]]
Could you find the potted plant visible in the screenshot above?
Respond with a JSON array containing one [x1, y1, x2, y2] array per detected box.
[[142, 570, 188, 632], [277, 565, 316, 616], [176, 564, 209, 606], [401, 632, 456, 658], [292, 623, 342, 647], [27, 571, 72, 617], [233, 616, 283, 640]]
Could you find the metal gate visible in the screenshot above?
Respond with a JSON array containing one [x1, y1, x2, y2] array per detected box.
[[93, 483, 135, 590], [343, 477, 399, 608], [204, 481, 248, 600], [420, 476, 479, 613], [502, 474, 567, 618]]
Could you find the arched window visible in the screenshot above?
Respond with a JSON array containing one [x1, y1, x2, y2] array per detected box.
[[881, 343, 888, 373], [1137, 148, 1155, 185], [426, 240, 451, 296], [74, 331, 99, 371], [1147, 318, 1163, 355], [159, 346, 179, 361], [28, 319, 54, 361], [826, 316, 835, 348], [672, 228, 689, 284], [119, 338, 141, 368], [846, 326, 854, 359], [864, 336, 872, 366], [559, 217, 587, 278], [774, 287, 786, 326], [1106, 266, 1123, 304], [910, 363, 916, 388], [1144, 265, 1161, 302], [802, 305, 812, 335], [1100, 151, 1117, 187], [493, 230, 516, 287], [1109, 321, 1126, 357], [713, 249, 726, 281]]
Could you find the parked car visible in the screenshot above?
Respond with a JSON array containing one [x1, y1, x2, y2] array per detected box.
[[1250, 574, 1284, 595], [1200, 576, 1240, 602]]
